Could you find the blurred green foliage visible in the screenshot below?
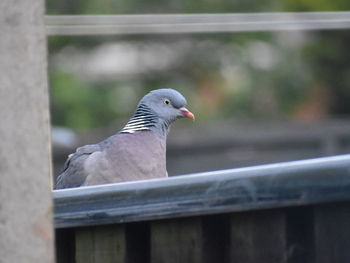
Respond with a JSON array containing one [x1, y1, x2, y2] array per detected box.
[[50, 71, 118, 130], [47, 0, 279, 15], [46, 0, 350, 14], [47, 0, 350, 131]]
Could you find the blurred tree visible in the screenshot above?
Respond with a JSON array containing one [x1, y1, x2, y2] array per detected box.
[[47, 0, 350, 131], [50, 71, 120, 130], [301, 31, 350, 116]]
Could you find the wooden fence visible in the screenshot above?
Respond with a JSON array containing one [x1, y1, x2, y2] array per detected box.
[[54, 154, 350, 263]]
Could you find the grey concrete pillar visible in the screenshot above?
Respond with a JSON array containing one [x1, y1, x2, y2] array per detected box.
[[0, 0, 54, 262]]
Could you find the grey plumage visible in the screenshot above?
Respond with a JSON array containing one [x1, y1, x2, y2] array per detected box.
[[55, 89, 194, 189]]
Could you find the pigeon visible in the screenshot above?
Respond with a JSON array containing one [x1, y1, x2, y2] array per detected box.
[[55, 89, 195, 189]]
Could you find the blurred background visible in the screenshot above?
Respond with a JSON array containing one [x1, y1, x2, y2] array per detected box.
[[47, 0, 350, 179]]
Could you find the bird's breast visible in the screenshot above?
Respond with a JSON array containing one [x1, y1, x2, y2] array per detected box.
[[105, 131, 167, 182]]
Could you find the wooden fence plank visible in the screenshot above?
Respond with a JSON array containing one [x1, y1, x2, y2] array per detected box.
[[151, 218, 203, 263], [125, 222, 150, 263], [76, 225, 126, 263], [202, 215, 230, 263], [56, 229, 75, 263], [314, 203, 350, 263], [285, 207, 314, 263], [230, 210, 287, 263]]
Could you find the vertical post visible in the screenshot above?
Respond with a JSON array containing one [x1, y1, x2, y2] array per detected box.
[[0, 0, 54, 263]]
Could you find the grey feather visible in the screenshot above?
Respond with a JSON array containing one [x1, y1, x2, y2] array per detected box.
[[55, 144, 102, 188], [55, 88, 193, 189]]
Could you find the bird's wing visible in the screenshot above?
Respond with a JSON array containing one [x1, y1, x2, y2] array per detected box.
[[81, 132, 168, 186], [55, 143, 101, 189], [55, 132, 167, 189]]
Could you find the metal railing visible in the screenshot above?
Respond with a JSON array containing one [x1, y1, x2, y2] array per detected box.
[[54, 154, 350, 228], [46, 11, 350, 35]]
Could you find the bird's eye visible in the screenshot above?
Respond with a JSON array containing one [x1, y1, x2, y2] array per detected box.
[[164, 99, 170, 105]]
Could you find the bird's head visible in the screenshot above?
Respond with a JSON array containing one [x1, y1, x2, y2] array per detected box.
[[140, 89, 195, 122], [121, 88, 194, 135]]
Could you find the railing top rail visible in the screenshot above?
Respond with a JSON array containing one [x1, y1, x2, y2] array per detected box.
[[45, 12, 350, 35], [54, 154, 350, 228]]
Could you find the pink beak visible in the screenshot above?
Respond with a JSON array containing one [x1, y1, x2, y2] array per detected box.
[[180, 107, 195, 120]]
